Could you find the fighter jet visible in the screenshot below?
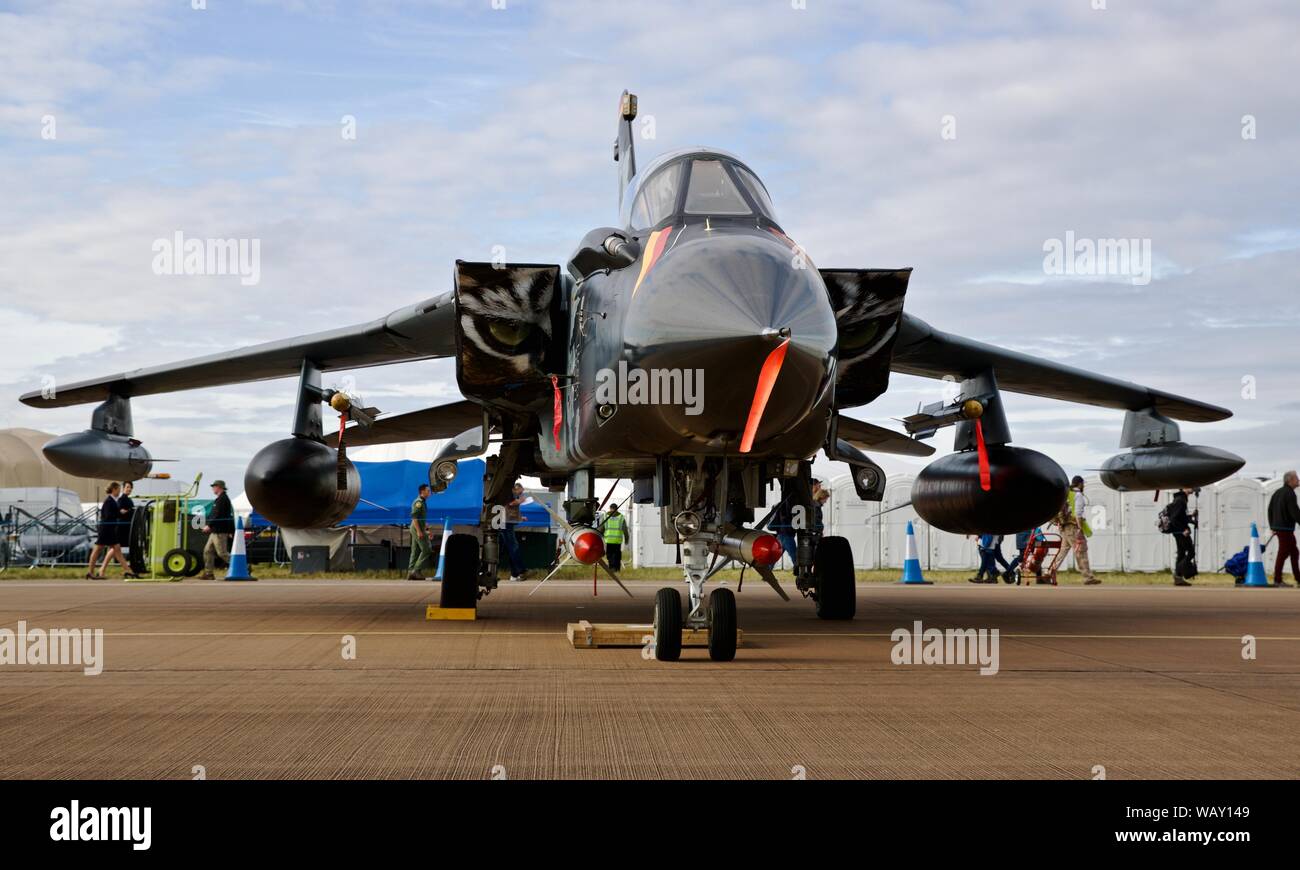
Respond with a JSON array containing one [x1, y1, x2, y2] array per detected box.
[[22, 91, 1243, 662]]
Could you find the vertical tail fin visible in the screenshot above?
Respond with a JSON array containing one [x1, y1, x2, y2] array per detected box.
[[615, 90, 637, 208]]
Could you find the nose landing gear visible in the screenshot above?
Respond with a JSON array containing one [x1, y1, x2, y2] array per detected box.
[[651, 533, 739, 662]]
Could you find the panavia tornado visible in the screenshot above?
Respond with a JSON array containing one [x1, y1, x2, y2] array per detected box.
[[22, 92, 1244, 662]]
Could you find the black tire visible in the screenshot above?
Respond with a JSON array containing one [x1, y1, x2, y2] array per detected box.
[[162, 548, 190, 578], [653, 587, 682, 662], [707, 587, 737, 662], [814, 535, 856, 620], [183, 550, 202, 577], [439, 533, 480, 609], [127, 512, 148, 576]]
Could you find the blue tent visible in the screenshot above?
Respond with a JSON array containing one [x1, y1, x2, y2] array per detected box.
[[249, 459, 551, 528]]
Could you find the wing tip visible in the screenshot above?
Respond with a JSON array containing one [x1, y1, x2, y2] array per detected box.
[[1155, 397, 1234, 424]]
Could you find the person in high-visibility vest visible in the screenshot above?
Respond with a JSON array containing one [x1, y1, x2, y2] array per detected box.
[[600, 504, 626, 572]]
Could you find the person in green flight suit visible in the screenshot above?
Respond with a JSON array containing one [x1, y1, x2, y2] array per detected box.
[[407, 483, 434, 580]]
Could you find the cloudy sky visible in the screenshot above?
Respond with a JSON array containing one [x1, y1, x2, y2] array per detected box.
[[1, 0, 1297, 492]]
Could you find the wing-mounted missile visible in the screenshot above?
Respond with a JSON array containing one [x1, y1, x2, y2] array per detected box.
[[1100, 408, 1244, 491], [910, 370, 1068, 535], [901, 395, 990, 440], [244, 360, 361, 529], [42, 394, 154, 481]]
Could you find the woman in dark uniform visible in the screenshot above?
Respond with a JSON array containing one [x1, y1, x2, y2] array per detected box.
[[86, 482, 135, 579], [98, 480, 136, 577]]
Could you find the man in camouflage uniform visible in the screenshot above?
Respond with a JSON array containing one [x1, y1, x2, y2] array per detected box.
[[407, 483, 434, 580]]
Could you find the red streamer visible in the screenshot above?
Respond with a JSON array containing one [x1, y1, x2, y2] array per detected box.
[[975, 418, 991, 492]]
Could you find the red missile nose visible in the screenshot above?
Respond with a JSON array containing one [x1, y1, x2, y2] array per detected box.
[[750, 533, 783, 567], [572, 530, 605, 565]]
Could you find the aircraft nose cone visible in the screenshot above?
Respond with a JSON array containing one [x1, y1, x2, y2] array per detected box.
[[622, 231, 836, 450], [623, 231, 836, 359]]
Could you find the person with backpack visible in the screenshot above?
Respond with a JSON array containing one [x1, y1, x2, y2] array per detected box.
[[1164, 488, 1198, 586], [1267, 471, 1300, 587], [1049, 476, 1097, 585]]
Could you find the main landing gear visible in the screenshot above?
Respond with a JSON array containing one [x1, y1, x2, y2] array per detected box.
[[812, 535, 856, 621]]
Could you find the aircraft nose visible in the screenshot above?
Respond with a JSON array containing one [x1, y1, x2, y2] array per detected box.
[[621, 231, 837, 451], [623, 231, 836, 359]]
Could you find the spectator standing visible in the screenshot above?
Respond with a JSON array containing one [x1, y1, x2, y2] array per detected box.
[[600, 503, 626, 572], [1166, 488, 1198, 586], [200, 480, 235, 579], [1268, 471, 1300, 587], [502, 481, 529, 582], [407, 483, 433, 580]]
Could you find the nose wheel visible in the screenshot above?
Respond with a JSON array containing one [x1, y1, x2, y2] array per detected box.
[[652, 533, 740, 662]]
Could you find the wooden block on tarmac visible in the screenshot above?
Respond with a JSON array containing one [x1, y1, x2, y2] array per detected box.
[[426, 605, 477, 621], [566, 621, 743, 649]]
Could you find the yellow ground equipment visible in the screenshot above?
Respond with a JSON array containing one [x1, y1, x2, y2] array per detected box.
[[127, 475, 209, 581]]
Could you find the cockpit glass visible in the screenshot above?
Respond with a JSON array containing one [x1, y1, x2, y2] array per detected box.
[[684, 159, 752, 216], [630, 162, 683, 230], [733, 165, 776, 220]]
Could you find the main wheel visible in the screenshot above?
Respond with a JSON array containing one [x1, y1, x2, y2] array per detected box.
[[183, 550, 202, 576], [440, 533, 480, 609], [162, 548, 190, 578], [707, 587, 737, 662], [814, 535, 856, 620], [653, 587, 682, 662]]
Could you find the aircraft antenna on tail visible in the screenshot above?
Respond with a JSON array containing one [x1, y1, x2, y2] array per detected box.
[[615, 90, 637, 209]]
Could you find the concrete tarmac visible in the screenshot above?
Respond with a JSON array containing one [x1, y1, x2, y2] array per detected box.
[[1, 578, 1297, 779]]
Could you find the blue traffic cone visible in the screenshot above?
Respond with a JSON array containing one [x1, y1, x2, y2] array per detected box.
[[1242, 523, 1270, 587], [433, 517, 451, 581], [224, 515, 257, 581], [899, 521, 932, 585]]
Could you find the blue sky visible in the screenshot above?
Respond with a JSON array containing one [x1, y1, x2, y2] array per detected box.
[[2, 0, 1298, 491]]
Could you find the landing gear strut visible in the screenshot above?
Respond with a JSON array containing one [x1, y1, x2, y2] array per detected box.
[[651, 533, 738, 662]]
